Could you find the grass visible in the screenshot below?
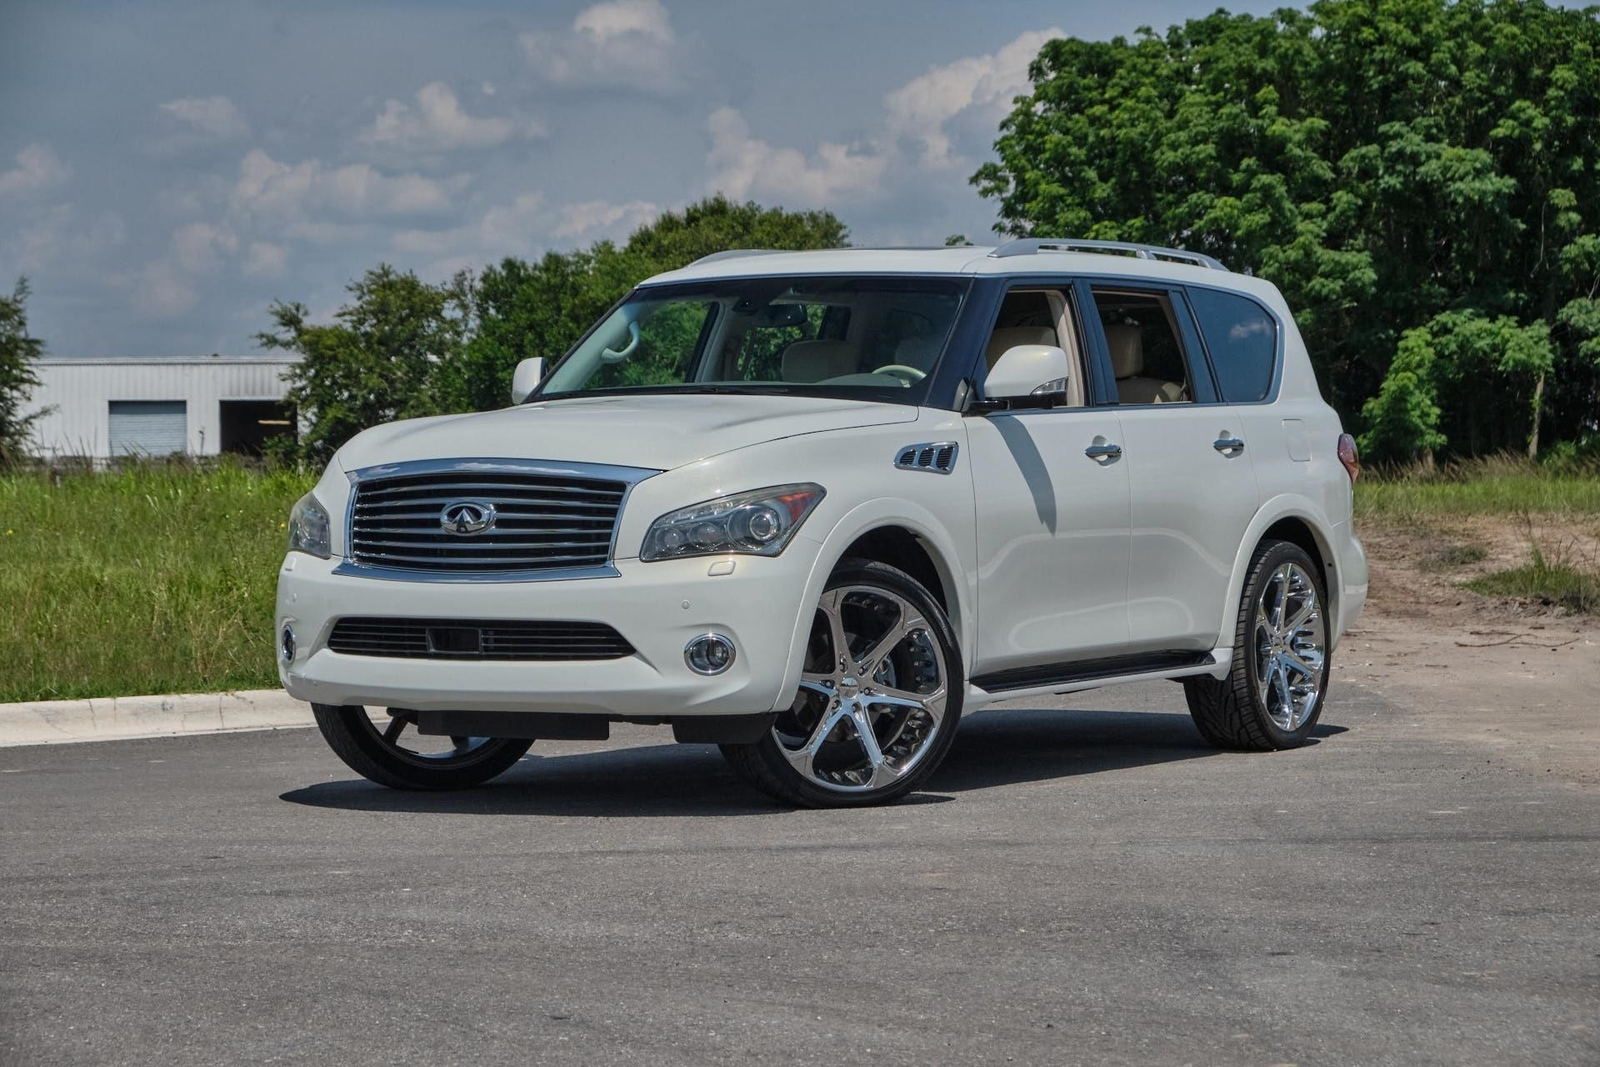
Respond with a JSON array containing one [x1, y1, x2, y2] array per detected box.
[[1420, 543, 1489, 572], [0, 460, 315, 703], [1468, 547, 1600, 615], [1354, 453, 1600, 520]]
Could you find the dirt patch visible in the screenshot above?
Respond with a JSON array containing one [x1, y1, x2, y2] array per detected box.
[[1339, 513, 1600, 789]]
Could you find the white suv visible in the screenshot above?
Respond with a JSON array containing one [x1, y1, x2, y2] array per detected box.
[[277, 239, 1367, 807]]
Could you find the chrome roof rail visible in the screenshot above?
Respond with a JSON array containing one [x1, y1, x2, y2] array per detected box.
[[988, 237, 1228, 272]]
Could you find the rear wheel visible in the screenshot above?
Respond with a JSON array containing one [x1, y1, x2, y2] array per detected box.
[[1184, 539, 1331, 751], [312, 704, 533, 790], [721, 559, 963, 807]]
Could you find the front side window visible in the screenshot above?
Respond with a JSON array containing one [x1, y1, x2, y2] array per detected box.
[[1187, 288, 1279, 402], [1090, 288, 1195, 405], [980, 287, 1088, 407], [537, 277, 967, 404]]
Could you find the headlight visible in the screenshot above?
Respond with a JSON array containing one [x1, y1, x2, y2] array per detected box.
[[640, 483, 825, 562], [287, 493, 332, 559]]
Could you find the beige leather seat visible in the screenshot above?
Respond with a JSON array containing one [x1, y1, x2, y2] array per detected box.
[[983, 326, 1057, 369], [1105, 324, 1185, 404], [781, 340, 857, 382]]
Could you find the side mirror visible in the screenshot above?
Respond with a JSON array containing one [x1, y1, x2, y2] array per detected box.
[[511, 357, 546, 404], [984, 345, 1070, 400]]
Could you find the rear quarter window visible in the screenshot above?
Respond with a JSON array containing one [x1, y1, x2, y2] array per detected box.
[[1188, 288, 1279, 403]]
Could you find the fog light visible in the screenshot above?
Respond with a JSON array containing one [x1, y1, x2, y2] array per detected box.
[[280, 625, 297, 665], [684, 633, 736, 676]]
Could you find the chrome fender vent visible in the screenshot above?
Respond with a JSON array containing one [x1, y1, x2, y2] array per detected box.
[[894, 442, 959, 475]]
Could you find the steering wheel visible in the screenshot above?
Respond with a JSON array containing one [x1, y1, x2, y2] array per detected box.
[[600, 321, 641, 364], [871, 364, 926, 384]]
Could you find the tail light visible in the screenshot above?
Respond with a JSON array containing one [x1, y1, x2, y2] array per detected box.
[[1337, 433, 1360, 482]]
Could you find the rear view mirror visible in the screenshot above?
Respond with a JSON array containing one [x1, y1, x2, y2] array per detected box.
[[511, 356, 546, 404], [984, 345, 1071, 400]]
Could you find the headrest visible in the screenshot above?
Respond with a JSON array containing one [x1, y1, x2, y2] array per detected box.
[[984, 326, 1057, 368], [893, 335, 944, 371], [781, 340, 857, 383], [1104, 324, 1144, 378]]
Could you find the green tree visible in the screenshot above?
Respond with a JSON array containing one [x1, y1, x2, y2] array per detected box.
[[0, 278, 47, 466], [436, 195, 849, 411], [258, 265, 466, 463], [973, 0, 1600, 461]]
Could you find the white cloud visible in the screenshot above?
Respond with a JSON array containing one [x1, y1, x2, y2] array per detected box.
[[158, 96, 249, 140], [11, 204, 125, 271], [171, 222, 238, 274], [574, 0, 673, 41], [552, 198, 658, 240], [885, 28, 1063, 168], [241, 241, 288, 278], [229, 149, 466, 223], [706, 107, 886, 205], [0, 144, 69, 196], [521, 0, 692, 92], [118, 259, 198, 318], [392, 192, 547, 263], [362, 82, 542, 153]]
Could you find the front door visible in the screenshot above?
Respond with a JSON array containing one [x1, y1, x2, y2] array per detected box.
[[966, 285, 1131, 678]]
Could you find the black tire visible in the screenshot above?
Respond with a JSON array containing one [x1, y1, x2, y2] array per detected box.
[[312, 703, 533, 790], [720, 558, 964, 808], [1184, 539, 1332, 751]]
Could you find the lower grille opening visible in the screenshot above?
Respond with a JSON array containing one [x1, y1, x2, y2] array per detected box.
[[327, 618, 634, 661]]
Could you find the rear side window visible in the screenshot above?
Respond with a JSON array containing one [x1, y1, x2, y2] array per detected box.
[[1188, 288, 1278, 402]]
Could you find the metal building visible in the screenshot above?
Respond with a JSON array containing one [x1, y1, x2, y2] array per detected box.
[[25, 357, 298, 460]]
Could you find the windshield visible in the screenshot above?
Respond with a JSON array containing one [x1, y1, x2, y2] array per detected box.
[[536, 276, 967, 404]]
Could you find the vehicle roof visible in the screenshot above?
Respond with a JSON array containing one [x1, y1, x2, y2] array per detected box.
[[641, 246, 1283, 303]]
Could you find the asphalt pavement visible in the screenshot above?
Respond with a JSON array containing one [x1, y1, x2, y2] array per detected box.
[[2, 679, 1596, 1067]]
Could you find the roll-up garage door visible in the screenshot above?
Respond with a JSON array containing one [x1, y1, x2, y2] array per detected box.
[[108, 401, 188, 456]]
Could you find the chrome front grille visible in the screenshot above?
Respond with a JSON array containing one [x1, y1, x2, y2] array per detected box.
[[347, 462, 634, 575], [328, 617, 635, 661]]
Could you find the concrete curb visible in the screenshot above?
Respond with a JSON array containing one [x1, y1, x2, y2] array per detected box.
[[0, 689, 315, 748]]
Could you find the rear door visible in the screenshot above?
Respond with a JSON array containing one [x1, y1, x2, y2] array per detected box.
[[1081, 282, 1260, 655]]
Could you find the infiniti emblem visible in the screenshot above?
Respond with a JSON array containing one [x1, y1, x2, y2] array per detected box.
[[440, 500, 497, 535]]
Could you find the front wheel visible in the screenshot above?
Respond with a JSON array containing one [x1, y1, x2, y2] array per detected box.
[[1184, 539, 1331, 751], [313, 704, 533, 790], [721, 559, 963, 807]]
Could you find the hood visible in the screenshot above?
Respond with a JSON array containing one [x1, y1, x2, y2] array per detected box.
[[334, 393, 920, 473]]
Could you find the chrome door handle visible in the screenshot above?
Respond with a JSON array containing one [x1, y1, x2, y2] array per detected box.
[[1084, 442, 1123, 460], [1213, 437, 1246, 455]]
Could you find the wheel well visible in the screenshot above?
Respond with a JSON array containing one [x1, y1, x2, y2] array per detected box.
[[840, 526, 951, 616], [1261, 517, 1336, 615]]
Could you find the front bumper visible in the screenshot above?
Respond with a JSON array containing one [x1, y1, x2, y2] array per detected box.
[[275, 544, 820, 717]]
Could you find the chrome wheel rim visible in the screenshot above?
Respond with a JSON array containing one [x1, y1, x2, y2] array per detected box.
[[1254, 562, 1326, 731], [355, 707, 499, 768], [774, 585, 949, 793]]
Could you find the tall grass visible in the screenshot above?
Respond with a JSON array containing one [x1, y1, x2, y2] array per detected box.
[[1355, 453, 1600, 519], [0, 460, 314, 703]]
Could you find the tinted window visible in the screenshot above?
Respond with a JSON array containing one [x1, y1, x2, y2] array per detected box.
[[1188, 288, 1278, 402]]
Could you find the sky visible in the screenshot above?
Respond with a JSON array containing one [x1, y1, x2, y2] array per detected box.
[[0, 0, 1284, 357]]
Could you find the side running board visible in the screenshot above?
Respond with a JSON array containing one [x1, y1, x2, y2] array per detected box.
[[971, 651, 1216, 694]]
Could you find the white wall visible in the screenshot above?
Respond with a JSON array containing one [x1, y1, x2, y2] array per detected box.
[[26, 358, 297, 459]]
